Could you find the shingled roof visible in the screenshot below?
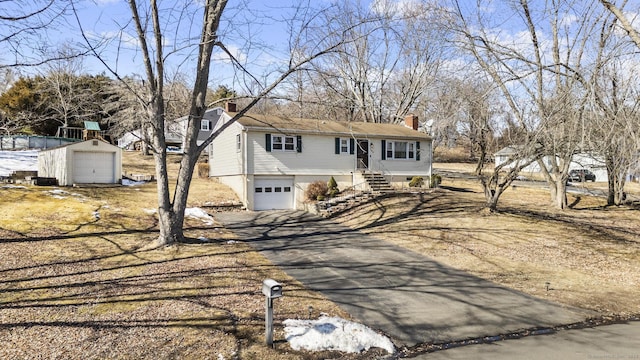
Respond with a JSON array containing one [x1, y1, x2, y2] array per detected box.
[[228, 112, 431, 140]]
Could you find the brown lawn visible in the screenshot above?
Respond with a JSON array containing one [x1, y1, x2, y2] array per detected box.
[[334, 178, 640, 317], [0, 152, 382, 360]]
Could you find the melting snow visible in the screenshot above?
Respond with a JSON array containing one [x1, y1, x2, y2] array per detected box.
[[142, 207, 214, 226], [122, 179, 146, 186], [0, 150, 38, 177], [284, 315, 395, 354], [184, 207, 214, 225]]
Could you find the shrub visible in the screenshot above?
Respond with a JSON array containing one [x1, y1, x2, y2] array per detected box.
[[327, 176, 339, 198], [408, 176, 424, 187], [306, 181, 328, 201], [430, 174, 442, 188], [328, 176, 338, 190], [197, 163, 209, 178]]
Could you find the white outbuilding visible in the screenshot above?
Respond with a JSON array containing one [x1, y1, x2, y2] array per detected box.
[[38, 139, 122, 186]]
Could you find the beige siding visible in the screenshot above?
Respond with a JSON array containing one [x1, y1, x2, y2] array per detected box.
[[209, 122, 243, 176]]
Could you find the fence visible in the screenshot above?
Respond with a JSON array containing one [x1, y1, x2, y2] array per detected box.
[[0, 135, 79, 150]]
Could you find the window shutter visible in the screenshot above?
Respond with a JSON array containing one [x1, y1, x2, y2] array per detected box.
[[335, 138, 340, 154], [208, 120, 212, 130], [265, 134, 271, 152], [416, 141, 421, 161], [350, 138, 355, 155], [381, 140, 386, 160], [296, 135, 302, 153]]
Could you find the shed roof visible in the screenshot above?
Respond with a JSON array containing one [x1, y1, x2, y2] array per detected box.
[[84, 121, 101, 131], [229, 113, 431, 140], [38, 139, 118, 153]]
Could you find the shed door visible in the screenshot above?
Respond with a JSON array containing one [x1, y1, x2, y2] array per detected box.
[[73, 151, 115, 184], [254, 178, 294, 210]]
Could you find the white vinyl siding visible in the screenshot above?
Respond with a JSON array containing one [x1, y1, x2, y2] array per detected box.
[[250, 132, 354, 175], [209, 122, 244, 176]]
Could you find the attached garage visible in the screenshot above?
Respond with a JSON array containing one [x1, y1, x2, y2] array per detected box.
[[38, 139, 122, 186], [253, 177, 294, 210]]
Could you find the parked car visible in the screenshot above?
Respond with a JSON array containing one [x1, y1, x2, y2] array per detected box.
[[568, 169, 596, 182]]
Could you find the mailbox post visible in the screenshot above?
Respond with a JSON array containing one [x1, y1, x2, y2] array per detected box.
[[262, 279, 283, 346]]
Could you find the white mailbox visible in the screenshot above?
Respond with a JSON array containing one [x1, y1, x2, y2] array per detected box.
[[262, 279, 283, 299]]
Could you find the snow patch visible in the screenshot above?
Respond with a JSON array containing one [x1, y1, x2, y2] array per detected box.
[[284, 315, 395, 354], [0, 150, 38, 177], [141, 207, 214, 226], [122, 179, 146, 186], [184, 207, 214, 225], [1, 185, 27, 189]]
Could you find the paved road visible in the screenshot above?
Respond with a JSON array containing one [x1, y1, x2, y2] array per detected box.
[[417, 322, 640, 360], [215, 210, 591, 348]]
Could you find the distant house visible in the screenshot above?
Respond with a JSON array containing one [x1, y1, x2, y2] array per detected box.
[[38, 139, 122, 186], [117, 107, 225, 151], [494, 146, 607, 181], [209, 112, 432, 210]]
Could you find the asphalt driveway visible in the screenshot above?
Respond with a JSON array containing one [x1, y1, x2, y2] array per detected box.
[[214, 210, 591, 347]]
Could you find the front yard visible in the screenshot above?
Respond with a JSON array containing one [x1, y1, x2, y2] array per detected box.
[[334, 177, 640, 317], [0, 153, 378, 360]]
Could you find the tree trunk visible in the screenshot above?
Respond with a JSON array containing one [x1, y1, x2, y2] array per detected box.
[[550, 177, 568, 209], [606, 156, 616, 205]]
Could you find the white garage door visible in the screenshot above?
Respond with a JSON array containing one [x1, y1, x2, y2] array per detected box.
[[73, 151, 115, 184], [254, 178, 294, 210]]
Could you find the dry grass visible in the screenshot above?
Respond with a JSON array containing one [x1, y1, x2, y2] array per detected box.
[[0, 153, 383, 360], [334, 178, 640, 317]]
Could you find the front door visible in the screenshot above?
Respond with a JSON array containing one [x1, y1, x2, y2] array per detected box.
[[357, 140, 369, 169]]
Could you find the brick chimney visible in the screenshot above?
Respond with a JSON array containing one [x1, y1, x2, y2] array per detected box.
[[404, 114, 418, 131], [225, 102, 237, 113]]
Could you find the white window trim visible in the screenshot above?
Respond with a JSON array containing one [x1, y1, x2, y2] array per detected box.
[[386, 140, 416, 160], [200, 120, 210, 131], [272, 135, 296, 152], [340, 138, 350, 154], [236, 134, 241, 152]]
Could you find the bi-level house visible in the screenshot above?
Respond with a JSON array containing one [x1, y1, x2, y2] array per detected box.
[[209, 111, 432, 210]]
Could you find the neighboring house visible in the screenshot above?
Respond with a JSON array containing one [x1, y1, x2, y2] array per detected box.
[[494, 146, 607, 181], [209, 112, 432, 211], [38, 139, 122, 186], [117, 107, 225, 151]]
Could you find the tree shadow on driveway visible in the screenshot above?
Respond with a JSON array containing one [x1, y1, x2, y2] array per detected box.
[[215, 210, 593, 347]]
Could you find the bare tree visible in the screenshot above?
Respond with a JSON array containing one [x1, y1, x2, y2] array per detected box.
[[452, 0, 606, 210], [298, 0, 446, 123], [74, 0, 371, 246], [0, 1, 82, 69]]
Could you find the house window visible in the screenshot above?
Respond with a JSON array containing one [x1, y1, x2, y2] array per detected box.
[[340, 138, 349, 153], [201, 120, 210, 131], [236, 134, 241, 151], [385, 141, 416, 160], [272, 135, 296, 151]]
